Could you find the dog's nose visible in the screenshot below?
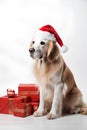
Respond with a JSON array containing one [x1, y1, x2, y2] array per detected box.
[[29, 48, 35, 53]]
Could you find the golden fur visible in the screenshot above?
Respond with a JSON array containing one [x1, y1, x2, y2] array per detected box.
[[29, 40, 87, 119]]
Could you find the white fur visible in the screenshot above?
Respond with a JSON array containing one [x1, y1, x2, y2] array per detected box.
[[35, 30, 56, 41], [61, 45, 68, 53], [50, 82, 63, 117], [36, 85, 45, 115], [63, 83, 68, 96]]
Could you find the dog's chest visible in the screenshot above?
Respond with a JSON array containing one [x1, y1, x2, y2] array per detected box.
[[33, 60, 62, 86]]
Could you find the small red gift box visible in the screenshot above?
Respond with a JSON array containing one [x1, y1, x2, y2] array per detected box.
[[0, 95, 18, 114], [0, 95, 31, 115], [14, 103, 33, 117], [18, 84, 40, 101]]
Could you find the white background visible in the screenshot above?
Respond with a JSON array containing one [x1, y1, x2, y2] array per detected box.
[[0, 0, 87, 102]]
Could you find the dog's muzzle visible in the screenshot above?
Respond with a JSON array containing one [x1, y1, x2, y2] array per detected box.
[[29, 48, 43, 59], [29, 48, 35, 58]]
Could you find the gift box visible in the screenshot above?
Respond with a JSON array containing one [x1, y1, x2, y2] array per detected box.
[[0, 95, 30, 115], [18, 84, 40, 101], [0, 95, 18, 114], [29, 102, 39, 113], [14, 103, 33, 117]]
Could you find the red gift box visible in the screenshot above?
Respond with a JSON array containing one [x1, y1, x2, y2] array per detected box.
[[18, 84, 40, 101], [14, 103, 33, 117], [0, 95, 31, 115], [0, 95, 18, 114]]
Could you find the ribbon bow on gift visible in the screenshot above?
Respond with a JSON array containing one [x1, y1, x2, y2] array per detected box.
[[7, 88, 15, 98]]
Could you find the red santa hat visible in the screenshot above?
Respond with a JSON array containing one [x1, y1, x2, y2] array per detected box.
[[35, 25, 68, 53]]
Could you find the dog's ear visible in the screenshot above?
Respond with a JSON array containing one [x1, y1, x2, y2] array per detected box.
[[47, 41, 60, 62]]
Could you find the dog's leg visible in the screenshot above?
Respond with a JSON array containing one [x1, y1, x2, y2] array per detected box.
[[47, 82, 63, 119], [33, 86, 46, 117]]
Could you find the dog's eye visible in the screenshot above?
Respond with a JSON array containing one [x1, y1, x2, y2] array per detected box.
[[40, 41, 45, 45], [32, 41, 35, 44]]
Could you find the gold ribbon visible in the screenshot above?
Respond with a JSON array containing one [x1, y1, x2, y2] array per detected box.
[[8, 98, 14, 114], [19, 91, 39, 95]]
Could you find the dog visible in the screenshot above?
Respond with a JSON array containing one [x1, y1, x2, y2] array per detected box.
[[29, 25, 87, 119]]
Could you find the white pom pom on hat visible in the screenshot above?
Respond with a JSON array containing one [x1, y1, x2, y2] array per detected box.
[[36, 25, 68, 53]]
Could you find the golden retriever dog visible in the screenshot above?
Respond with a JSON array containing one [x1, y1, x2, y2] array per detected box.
[[29, 25, 87, 119]]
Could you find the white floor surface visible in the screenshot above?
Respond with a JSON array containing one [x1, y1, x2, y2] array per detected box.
[[0, 114, 87, 130]]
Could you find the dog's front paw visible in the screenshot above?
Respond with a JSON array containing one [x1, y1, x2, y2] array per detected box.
[[33, 110, 46, 117], [47, 113, 57, 119], [47, 112, 61, 120]]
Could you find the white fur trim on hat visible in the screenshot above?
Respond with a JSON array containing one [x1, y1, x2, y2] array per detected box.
[[35, 30, 56, 41], [61, 45, 68, 53]]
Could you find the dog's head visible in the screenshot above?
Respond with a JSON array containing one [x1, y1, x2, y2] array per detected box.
[[29, 25, 68, 62], [29, 36, 60, 62]]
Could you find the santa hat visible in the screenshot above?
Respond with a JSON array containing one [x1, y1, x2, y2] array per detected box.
[[35, 25, 68, 53]]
